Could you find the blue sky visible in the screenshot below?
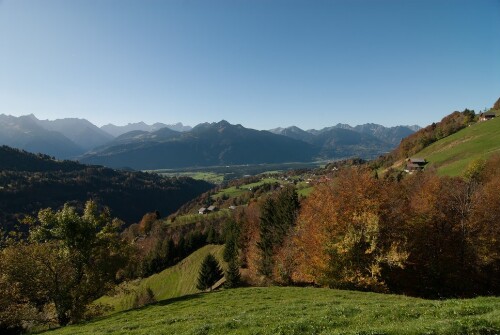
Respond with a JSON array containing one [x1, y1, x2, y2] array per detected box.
[[0, 0, 499, 130]]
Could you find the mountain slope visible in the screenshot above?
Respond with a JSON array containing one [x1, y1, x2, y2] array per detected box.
[[353, 123, 416, 146], [81, 121, 318, 169], [313, 127, 392, 158], [0, 114, 84, 158], [269, 126, 316, 143], [412, 113, 500, 176], [0, 146, 213, 231], [36, 117, 113, 151]]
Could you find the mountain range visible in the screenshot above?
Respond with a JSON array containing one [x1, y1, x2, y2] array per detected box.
[[0, 114, 419, 168], [101, 121, 192, 137]]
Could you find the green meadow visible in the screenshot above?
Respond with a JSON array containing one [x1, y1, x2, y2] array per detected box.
[[415, 115, 500, 176], [44, 286, 500, 335]]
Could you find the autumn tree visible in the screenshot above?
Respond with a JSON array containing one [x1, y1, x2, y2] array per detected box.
[[493, 96, 500, 110], [294, 167, 408, 291]]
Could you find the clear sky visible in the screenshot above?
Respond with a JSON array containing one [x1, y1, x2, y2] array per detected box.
[[0, 0, 499, 130]]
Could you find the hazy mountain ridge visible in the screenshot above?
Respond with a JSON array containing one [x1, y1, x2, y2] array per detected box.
[[273, 123, 419, 147], [36, 116, 113, 151], [0, 114, 84, 158], [101, 121, 192, 137]]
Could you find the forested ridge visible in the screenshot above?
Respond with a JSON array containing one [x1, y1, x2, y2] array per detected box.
[[0, 146, 213, 231]]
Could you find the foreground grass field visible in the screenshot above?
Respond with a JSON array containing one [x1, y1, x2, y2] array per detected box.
[[415, 115, 500, 176], [44, 287, 499, 335]]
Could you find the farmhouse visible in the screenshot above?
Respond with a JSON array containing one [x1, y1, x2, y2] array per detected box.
[[479, 112, 496, 122], [405, 158, 428, 173], [198, 207, 207, 215], [207, 205, 218, 212]]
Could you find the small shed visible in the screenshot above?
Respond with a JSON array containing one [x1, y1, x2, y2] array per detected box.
[[198, 207, 207, 215], [207, 205, 218, 212], [479, 112, 496, 121], [405, 158, 428, 172]]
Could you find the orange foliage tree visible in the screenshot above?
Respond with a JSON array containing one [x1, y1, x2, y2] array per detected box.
[[294, 167, 408, 292]]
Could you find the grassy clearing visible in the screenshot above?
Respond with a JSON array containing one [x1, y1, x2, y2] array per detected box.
[[96, 245, 225, 314], [298, 186, 314, 197], [165, 210, 231, 226], [45, 287, 499, 335], [154, 171, 225, 184], [212, 177, 281, 199], [415, 117, 500, 176]]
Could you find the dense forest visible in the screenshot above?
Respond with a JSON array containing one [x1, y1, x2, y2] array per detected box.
[[0, 146, 213, 232]]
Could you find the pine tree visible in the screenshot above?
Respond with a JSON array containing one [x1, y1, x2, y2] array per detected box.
[[223, 220, 241, 288], [225, 258, 241, 288], [196, 253, 223, 291], [257, 185, 300, 279], [223, 220, 239, 262]]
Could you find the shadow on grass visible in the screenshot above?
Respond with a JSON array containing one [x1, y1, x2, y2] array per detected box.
[[38, 293, 209, 333], [155, 292, 205, 306]]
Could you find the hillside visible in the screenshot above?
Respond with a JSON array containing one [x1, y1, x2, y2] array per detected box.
[[45, 287, 499, 335], [98, 245, 225, 313], [36, 117, 113, 151], [0, 146, 213, 231], [412, 113, 500, 176]]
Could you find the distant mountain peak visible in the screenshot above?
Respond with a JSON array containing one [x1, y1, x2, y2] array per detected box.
[[101, 121, 192, 137]]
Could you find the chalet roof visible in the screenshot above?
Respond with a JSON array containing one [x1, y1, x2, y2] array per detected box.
[[199, 207, 207, 212], [409, 158, 426, 164], [482, 112, 496, 117], [207, 205, 217, 211]]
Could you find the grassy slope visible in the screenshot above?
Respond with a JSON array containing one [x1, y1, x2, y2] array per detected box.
[[46, 287, 499, 335], [414, 116, 500, 176], [97, 245, 224, 313]]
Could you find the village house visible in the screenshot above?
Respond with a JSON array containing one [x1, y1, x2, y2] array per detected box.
[[479, 112, 496, 122], [405, 158, 428, 173]]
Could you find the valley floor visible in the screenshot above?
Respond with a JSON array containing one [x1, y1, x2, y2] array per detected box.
[[41, 287, 500, 335]]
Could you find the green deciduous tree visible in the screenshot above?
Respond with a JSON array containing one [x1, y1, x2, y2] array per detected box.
[[1, 200, 130, 327]]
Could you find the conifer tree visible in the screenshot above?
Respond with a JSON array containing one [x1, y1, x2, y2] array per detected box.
[[225, 258, 241, 288], [257, 185, 299, 279], [223, 220, 241, 288], [196, 253, 223, 291]]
